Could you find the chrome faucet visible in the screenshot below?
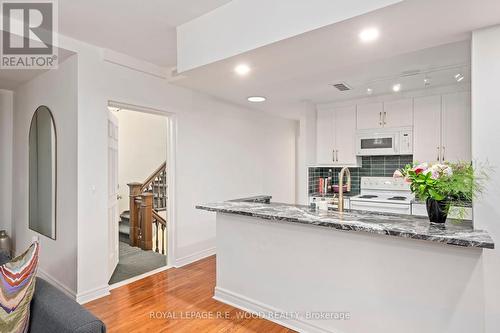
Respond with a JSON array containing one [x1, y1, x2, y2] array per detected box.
[[338, 167, 351, 212]]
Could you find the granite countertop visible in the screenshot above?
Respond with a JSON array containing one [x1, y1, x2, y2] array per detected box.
[[196, 198, 494, 250]]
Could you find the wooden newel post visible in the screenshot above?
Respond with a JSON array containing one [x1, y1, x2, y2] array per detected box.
[[140, 192, 153, 251], [128, 182, 142, 247]]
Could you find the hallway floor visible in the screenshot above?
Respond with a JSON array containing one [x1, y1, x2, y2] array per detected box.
[[109, 241, 166, 285], [87, 256, 294, 333]]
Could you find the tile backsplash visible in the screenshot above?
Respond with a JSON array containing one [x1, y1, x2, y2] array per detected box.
[[308, 155, 413, 196]]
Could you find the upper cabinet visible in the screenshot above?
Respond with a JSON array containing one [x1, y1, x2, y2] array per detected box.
[[356, 99, 412, 129], [383, 98, 413, 128], [316, 108, 335, 165], [441, 92, 471, 162], [356, 102, 383, 129], [413, 91, 471, 163], [316, 105, 357, 165], [413, 95, 442, 163]]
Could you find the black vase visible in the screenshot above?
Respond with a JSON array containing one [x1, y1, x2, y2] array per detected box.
[[426, 198, 449, 224]]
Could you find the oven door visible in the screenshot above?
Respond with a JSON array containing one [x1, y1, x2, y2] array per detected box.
[[350, 200, 411, 215], [356, 132, 398, 156]]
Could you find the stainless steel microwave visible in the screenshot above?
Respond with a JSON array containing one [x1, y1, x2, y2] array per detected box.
[[356, 127, 413, 156]]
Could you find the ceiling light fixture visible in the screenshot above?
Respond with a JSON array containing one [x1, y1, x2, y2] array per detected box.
[[359, 27, 380, 43], [366, 88, 373, 95], [424, 77, 431, 87], [235, 64, 251, 76], [247, 96, 266, 103], [392, 83, 401, 92], [454, 73, 464, 82]]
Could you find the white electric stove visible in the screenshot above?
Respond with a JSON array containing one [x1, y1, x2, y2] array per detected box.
[[350, 177, 413, 215]]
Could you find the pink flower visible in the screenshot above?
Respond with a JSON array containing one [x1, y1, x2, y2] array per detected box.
[[393, 170, 403, 178], [413, 163, 429, 175]]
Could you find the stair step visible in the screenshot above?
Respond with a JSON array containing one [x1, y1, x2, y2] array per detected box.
[[120, 210, 130, 222], [119, 223, 130, 235]]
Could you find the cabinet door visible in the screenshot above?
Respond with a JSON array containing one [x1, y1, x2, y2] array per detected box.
[[441, 91, 471, 162], [334, 105, 358, 165], [413, 95, 442, 163], [383, 98, 413, 128], [356, 102, 383, 129], [316, 108, 335, 164]]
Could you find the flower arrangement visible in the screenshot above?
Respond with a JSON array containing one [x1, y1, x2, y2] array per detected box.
[[394, 162, 486, 222]]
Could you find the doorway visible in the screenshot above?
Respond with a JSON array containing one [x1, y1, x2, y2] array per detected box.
[[106, 102, 175, 286]]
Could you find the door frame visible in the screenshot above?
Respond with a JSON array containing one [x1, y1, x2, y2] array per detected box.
[[107, 100, 177, 273]]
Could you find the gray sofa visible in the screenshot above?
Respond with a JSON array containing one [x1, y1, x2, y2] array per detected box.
[[0, 253, 106, 332]]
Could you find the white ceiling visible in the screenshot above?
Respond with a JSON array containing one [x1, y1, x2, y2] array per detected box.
[[58, 0, 233, 68], [173, 0, 500, 117]]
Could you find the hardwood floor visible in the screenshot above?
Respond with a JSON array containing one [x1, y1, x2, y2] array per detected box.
[[85, 255, 295, 333]]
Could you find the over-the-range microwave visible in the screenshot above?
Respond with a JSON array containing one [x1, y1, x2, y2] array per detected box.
[[356, 127, 413, 156]]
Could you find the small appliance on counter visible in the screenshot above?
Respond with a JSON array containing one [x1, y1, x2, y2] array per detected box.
[[309, 195, 351, 211], [350, 177, 413, 214]]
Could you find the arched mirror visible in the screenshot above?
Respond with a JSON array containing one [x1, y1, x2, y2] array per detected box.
[[29, 106, 56, 239]]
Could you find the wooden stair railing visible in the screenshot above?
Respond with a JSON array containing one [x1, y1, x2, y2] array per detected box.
[[152, 210, 167, 254], [127, 161, 167, 254]]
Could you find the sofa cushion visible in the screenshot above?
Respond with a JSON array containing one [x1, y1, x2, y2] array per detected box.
[[0, 242, 39, 333]]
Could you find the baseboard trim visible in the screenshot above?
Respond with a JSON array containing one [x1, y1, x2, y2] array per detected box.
[[37, 269, 76, 299], [76, 285, 110, 304], [214, 287, 335, 333], [175, 247, 216, 267], [109, 265, 170, 290]]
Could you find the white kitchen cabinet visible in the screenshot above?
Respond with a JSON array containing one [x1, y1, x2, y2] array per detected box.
[[442, 91, 471, 162], [356, 102, 383, 129], [413, 95, 442, 163], [316, 109, 335, 164], [316, 105, 357, 165], [413, 91, 471, 163], [356, 99, 413, 129], [333, 105, 358, 165], [383, 98, 413, 128]]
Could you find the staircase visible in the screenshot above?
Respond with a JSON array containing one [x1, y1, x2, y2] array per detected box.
[[119, 211, 131, 243], [119, 161, 168, 255]]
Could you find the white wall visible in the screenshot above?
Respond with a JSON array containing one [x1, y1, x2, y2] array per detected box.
[[12, 55, 78, 295], [114, 110, 168, 213], [471, 25, 500, 333], [0, 90, 13, 235], [295, 101, 317, 205], [55, 36, 297, 301]]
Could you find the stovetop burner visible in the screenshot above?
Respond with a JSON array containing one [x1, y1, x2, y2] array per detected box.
[[358, 195, 378, 199], [388, 196, 408, 201]]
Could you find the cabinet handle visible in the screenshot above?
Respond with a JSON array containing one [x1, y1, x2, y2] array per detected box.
[[442, 146, 445, 162], [336, 150, 339, 162], [383, 111, 387, 125], [379, 112, 382, 126], [332, 149, 335, 162], [436, 146, 440, 161]]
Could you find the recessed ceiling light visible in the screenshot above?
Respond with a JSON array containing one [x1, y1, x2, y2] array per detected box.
[[454, 73, 464, 82], [235, 64, 251, 76], [392, 83, 401, 92], [247, 96, 266, 103], [359, 28, 380, 43], [366, 88, 373, 95]]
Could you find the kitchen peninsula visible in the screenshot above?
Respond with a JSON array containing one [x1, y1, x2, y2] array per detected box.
[[197, 196, 494, 333]]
